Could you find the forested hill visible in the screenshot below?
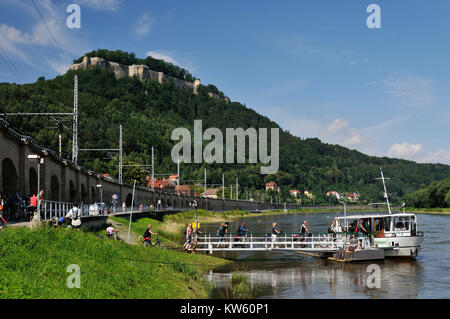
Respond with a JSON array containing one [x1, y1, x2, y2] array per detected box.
[[404, 178, 450, 208], [1, 51, 449, 203]]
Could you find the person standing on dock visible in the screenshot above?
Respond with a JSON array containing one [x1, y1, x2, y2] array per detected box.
[[217, 222, 228, 248], [300, 220, 310, 235], [272, 223, 280, 248], [237, 222, 248, 236], [355, 219, 368, 249], [299, 220, 310, 247]]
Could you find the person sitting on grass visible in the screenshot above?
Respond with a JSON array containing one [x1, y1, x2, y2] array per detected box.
[[143, 224, 159, 247], [106, 223, 118, 239]]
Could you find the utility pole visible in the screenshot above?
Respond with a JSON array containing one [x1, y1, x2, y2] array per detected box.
[[177, 159, 180, 195], [151, 147, 154, 191], [230, 185, 233, 200], [204, 168, 207, 196], [236, 178, 238, 200], [127, 180, 136, 243], [72, 74, 78, 164], [119, 125, 123, 184], [222, 173, 225, 199]]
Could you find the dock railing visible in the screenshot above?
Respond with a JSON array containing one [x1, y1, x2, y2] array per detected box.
[[196, 231, 373, 253]]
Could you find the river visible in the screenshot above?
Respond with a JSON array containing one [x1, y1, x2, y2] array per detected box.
[[201, 212, 450, 298]]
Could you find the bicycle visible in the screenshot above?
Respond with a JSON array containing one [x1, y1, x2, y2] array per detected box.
[[139, 235, 163, 248]]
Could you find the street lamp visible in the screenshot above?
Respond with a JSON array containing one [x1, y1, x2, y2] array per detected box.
[[338, 200, 347, 231], [338, 200, 348, 251], [192, 199, 198, 243], [96, 184, 103, 204], [28, 155, 44, 221]]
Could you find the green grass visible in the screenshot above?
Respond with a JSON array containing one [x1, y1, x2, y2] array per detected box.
[[0, 226, 230, 299], [230, 273, 253, 299], [404, 207, 450, 215]]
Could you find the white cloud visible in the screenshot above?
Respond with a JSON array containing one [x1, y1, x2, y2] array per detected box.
[[146, 50, 178, 65], [370, 73, 435, 107], [132, 12, 153, 39], [320, 119, 367, 148], [75, 0, 121, 11], [46, 58, 70, 74], [419, 149, 450, 165], [0, 0, 89, 80], [387, 142, 450, 165], [388, 142, 424, 159]]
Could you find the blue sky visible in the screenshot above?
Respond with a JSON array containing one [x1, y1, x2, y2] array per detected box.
[[1, 0, 449, 165]]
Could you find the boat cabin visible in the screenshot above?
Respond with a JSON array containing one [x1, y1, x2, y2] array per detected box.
[[335, 213, 418, 238]]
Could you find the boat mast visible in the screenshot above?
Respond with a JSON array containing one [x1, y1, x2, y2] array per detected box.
[[376, 167, 392, 214]]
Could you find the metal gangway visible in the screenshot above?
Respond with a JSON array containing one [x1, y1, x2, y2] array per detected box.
[[195, 232, 371, 255], [38, 200, 191, 221]]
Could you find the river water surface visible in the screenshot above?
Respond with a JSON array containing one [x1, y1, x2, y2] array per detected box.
[[201, 212, 450, 298]]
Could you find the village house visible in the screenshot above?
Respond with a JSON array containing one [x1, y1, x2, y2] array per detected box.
[[326, 191, 343, 200], [175, 185, 192, 196], [146, 177, 176, 193], [289, 190, 301, 197], [265, 181, 280, 193], [201, 188, 219, 199], [347, 193, 360, 202], [303, 190, 314, 199]]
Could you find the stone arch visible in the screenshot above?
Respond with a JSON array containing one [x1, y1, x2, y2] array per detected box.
[[50, 175, 60, 201], [29, 167, 38, 195], [69, 180, 77, 203], [1, 158, 17, 195], [81, 184, 88, 204]]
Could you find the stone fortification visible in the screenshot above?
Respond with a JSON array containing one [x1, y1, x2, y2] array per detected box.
[[70, 56, 201, 94]]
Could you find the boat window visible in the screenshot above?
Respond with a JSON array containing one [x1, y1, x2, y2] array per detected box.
[[394, 216, 410, 231], [375, 218, 384, 231], [384, 217, 391, 231], [349, 220, 358, 232], [363, 219, 371, 231], [411, 216, 416, 232]]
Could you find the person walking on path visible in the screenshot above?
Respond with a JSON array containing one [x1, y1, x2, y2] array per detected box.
[[143, 224, 159, 247], [299, 220, 310, 247]]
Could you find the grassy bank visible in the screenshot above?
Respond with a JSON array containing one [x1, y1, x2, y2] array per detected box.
[[404, 207, 450, 215], [0, 226, 230, 298]]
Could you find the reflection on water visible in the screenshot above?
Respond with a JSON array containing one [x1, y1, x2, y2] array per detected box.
[[203, 212, 450, 298]]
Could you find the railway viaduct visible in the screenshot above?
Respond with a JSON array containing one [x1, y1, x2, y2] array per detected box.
[[0, 118, 299, 211]]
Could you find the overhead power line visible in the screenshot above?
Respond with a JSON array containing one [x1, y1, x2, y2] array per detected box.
[[0, 49, 23, 83], [31, 0, 69, 62]]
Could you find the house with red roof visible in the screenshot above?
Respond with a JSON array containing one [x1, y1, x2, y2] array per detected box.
[[265, 181, 280, 193]]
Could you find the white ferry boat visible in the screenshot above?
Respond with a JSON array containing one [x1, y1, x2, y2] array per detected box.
[[335, 168, 424, 259]]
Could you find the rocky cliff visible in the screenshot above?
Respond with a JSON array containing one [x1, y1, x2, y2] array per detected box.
[[70, 56, 201, 94]]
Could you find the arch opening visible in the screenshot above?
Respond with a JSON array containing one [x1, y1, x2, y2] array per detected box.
[[50, 175, 60, 201], [2, 158, 17, 195]]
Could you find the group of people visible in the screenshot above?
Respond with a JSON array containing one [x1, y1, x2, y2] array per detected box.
[[184, 223, 202, 252], [0, 190, 44, 223]]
